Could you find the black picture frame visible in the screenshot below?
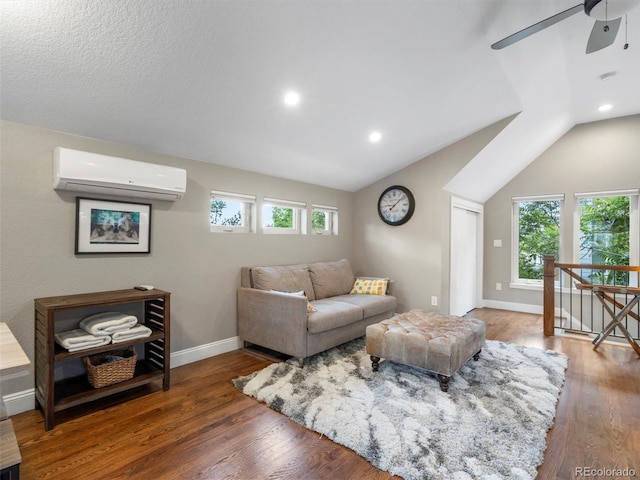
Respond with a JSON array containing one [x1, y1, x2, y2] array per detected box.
[[75, 197, 152, 254]]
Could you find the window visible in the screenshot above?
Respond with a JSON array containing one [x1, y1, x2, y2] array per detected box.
[[262, 197, 307, 234], [512, 195, 563, 284], [210, 190, 256, 233], [311, 204, 338, 235], [574, 190, 639, 284]]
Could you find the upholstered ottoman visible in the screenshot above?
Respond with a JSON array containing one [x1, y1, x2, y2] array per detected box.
[[366, 309, 486, 392]]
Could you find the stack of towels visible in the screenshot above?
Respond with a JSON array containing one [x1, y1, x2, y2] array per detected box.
[[55, 312, 153, 352]]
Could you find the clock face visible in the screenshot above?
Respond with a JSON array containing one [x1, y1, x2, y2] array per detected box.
[[377, 186, 415, 226]]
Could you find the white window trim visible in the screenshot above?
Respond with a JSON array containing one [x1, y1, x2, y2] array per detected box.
[[210, 190, 256, 233], [572, 189, 639, 265], [262, 197, 307, 235], [311, 204, 338, 236], [511, 194, 564, 287]]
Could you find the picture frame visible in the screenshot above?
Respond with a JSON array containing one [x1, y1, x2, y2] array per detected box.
[[75, 197, 152, 254]]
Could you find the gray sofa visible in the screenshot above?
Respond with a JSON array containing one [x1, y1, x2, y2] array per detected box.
[[238, 259, 397, 361]]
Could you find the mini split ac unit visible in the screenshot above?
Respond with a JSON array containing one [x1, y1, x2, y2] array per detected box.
[[53, 147, 187, 201]]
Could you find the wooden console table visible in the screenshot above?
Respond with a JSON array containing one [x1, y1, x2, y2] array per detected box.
[[34, 288, 171, 430]]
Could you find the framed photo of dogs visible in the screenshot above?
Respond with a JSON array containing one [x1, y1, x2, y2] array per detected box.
[[75, 197, 152, 254]]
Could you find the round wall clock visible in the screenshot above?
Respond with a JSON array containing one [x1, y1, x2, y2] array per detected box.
[[377, 185, 415, 226]]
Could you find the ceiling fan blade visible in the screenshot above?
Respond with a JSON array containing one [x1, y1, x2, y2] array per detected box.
[[586, 17, 622, 53], [491, 3, 583, 50]]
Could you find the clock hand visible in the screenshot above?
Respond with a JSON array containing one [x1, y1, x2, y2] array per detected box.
[[388, 199, 402, 212]]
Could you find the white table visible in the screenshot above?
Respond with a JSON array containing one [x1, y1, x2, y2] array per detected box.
[[0, 322, 30, 479]]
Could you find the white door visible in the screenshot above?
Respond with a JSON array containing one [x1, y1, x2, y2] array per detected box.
[[450, 199, 482, 316]]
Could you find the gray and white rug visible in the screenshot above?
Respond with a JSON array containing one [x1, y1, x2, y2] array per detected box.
[[233, 337, 567, 480]]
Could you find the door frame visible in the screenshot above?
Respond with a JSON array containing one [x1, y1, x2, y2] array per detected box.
[[449, 196, 484, 315]]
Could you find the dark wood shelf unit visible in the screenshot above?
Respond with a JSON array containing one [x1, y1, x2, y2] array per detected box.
[[34, 288, 171, 430]]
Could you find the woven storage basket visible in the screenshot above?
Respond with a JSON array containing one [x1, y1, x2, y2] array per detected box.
[[84, 348, 137, 388]]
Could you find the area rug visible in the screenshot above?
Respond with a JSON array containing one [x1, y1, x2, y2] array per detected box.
[[233, 337, 567, 480]]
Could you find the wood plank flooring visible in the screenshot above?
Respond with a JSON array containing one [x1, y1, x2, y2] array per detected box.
[[9, 308, 640, 479]]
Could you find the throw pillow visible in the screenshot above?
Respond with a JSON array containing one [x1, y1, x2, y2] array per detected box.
[[350, 277, 388, 295], [271, 290, 317, 313]]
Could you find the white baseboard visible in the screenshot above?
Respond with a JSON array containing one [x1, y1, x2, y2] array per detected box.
[[170, 336, 243, 368], [481, 299, 543, 315], [3, 388, 35, 416], [2, 336, 243, 416]]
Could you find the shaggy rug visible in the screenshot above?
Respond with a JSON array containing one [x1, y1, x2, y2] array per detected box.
[[233, 337, 567, 480]]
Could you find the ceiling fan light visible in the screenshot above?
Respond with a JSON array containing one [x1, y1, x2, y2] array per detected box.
[[585, 0, 640, 20]]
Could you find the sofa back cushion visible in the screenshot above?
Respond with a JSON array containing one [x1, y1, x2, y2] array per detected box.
[[251, 264, 315, 301], [309, 259, 355, 300]]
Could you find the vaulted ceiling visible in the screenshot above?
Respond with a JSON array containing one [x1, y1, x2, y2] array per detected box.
[[2, 1, 639, 201]]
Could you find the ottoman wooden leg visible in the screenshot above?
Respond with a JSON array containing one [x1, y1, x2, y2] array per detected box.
[[473, 349, 482, 361], [436, 374, 451, 392], [370, 356, 380, 372]]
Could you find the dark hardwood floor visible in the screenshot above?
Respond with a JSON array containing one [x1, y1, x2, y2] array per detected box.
[[10, 308, 640, 479]]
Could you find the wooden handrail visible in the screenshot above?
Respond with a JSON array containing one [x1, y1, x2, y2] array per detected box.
[[555, 262, 640, 272]]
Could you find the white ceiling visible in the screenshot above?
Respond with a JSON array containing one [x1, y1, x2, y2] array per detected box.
[[1, 0, 639, 198]]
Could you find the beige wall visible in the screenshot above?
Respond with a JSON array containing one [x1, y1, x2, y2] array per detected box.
[[483, 114, 640, 308], [352, 116, 514, 313], [0, 120, 354, 394]]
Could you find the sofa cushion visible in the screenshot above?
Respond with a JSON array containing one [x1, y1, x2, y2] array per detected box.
[[331, 294, 397, 318], [252, 264, 315, 301], [308, 259, 355, 300], [307, 299, 363, 333]]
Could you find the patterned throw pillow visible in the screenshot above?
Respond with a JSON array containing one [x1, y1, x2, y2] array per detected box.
[[350, 278, 388, 295]]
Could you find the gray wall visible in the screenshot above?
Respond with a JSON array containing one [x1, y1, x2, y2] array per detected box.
[[352, 116, 514, 313], [0, 120, 354, 395], [483, 114, 640, 308]]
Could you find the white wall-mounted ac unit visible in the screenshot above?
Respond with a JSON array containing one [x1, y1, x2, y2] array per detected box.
[[53, 147, 187, 201]]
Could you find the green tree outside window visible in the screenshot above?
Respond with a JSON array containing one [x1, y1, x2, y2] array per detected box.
[[518, 200, 560, 280]]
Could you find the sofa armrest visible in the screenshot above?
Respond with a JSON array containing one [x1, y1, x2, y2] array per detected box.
[[237, 287, 309, 358]]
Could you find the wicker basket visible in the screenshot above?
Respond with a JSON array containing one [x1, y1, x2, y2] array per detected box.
[[84, 348, 137, 388]]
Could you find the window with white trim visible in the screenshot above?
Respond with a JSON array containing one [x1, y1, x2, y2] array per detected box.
[[210, 190, 256, 233], [262, 197, 307, 234], [512, 194, 563, 284], [311, 204, 338, 235], [573, 189, 638, 284]]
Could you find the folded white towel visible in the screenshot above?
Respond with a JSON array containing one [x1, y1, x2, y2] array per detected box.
[[79, 312, 138, 336], [111, 325, 152, 343], [55, 329, 112, 352]]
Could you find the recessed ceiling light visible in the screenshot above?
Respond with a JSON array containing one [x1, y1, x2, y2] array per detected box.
[[369, 131, 382, 143], [598, 104, 613, 112], [283, 91, 300, 107]]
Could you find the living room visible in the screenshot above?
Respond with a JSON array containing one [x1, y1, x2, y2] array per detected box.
[[1, 1, 639, 479]]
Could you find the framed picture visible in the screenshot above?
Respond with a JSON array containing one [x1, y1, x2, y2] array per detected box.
[[75, 197, 152, 254]]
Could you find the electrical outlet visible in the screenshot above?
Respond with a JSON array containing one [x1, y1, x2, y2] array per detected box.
[[496, 283, 502, 291], [431, 296, 438, 306]]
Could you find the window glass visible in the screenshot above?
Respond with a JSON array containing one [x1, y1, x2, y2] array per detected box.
[[262, 197, 306, 234], [210, 191, 255, 233], [514, 198, 561, 282], [578, 195, 630, 284], [311, 205, 338, 235]]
